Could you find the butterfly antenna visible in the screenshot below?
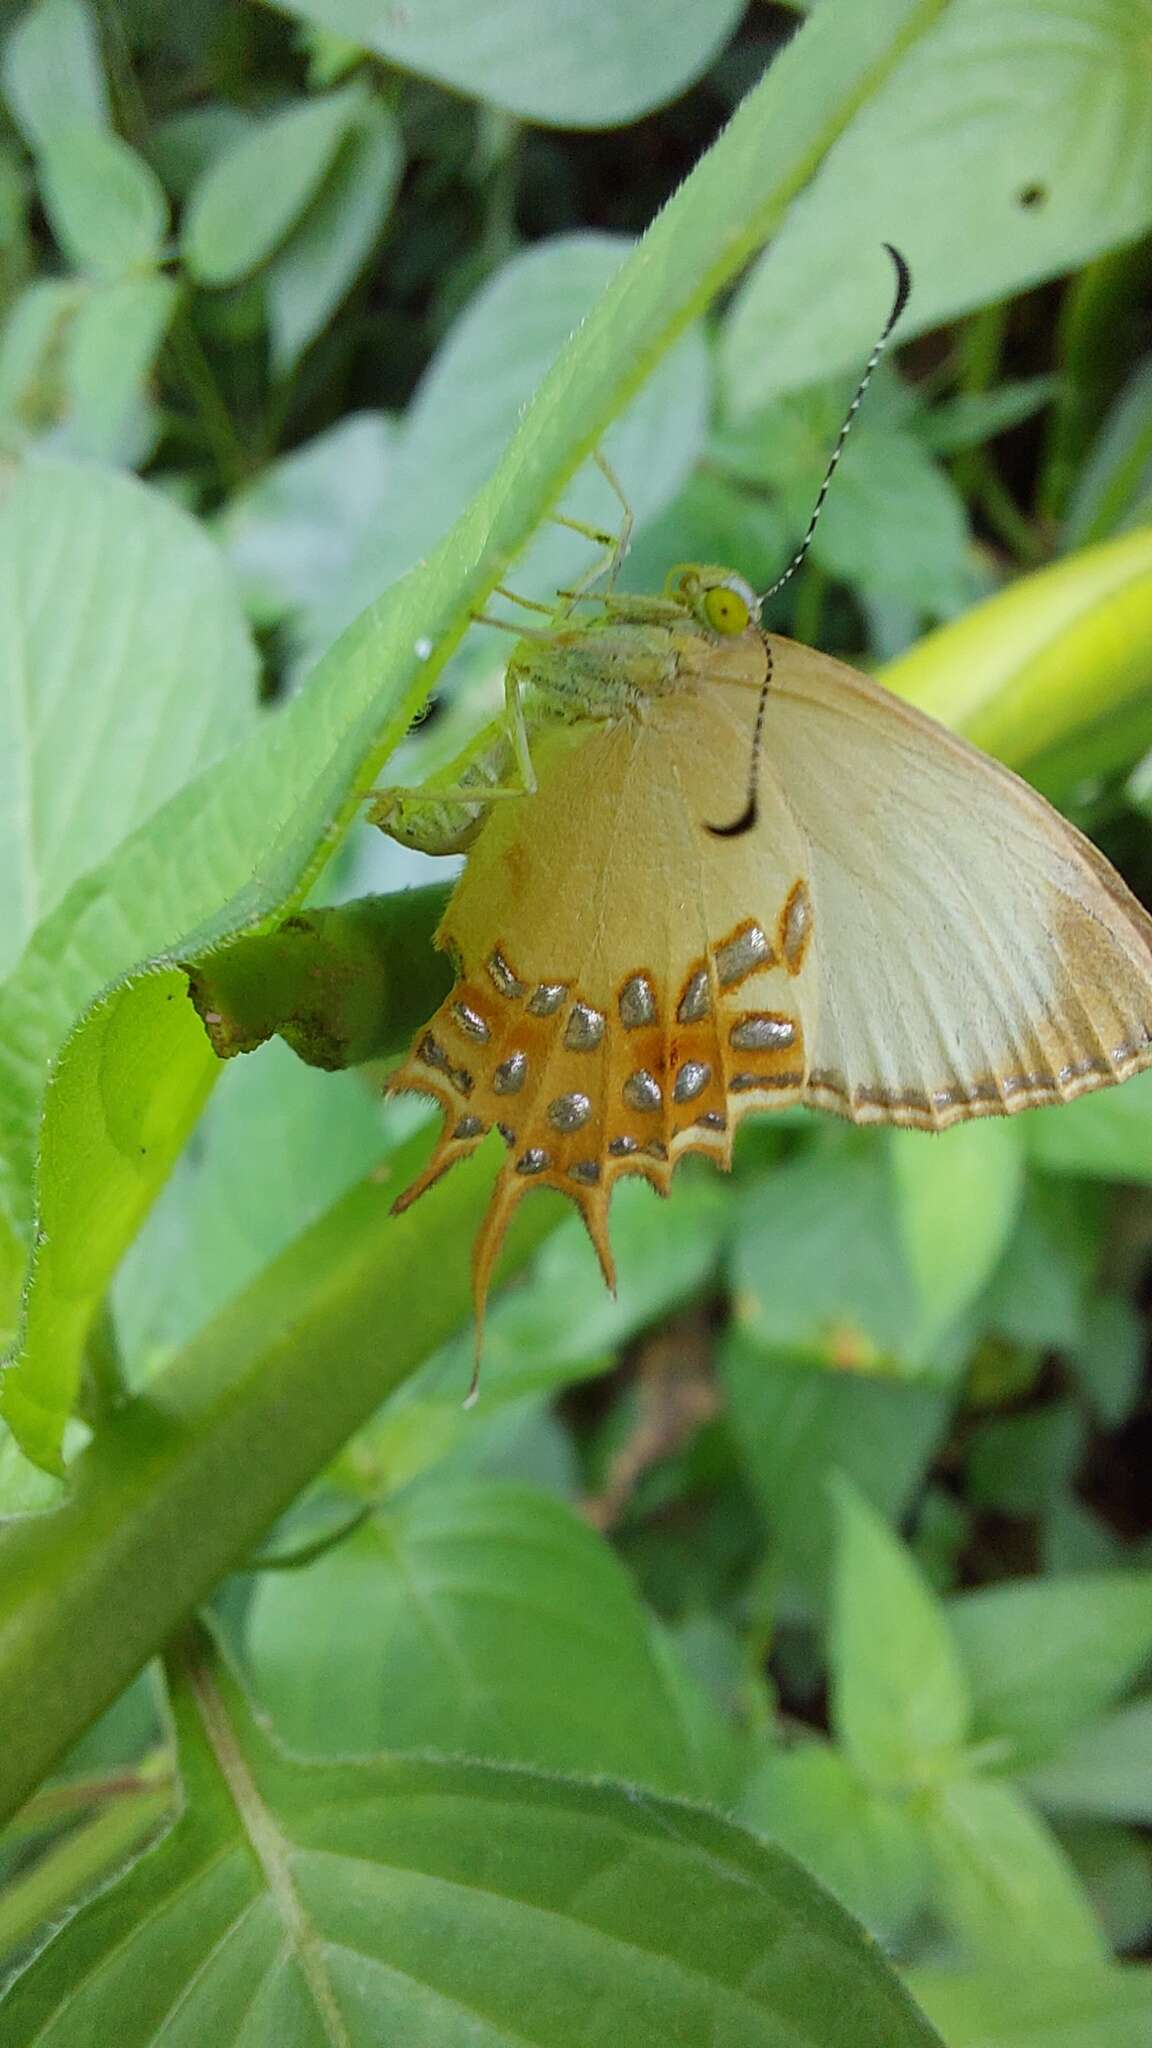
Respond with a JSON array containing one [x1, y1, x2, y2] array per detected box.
[[706, 645, 773, 836], [706, 246, 911, 841], [758, 243, 911, 606]]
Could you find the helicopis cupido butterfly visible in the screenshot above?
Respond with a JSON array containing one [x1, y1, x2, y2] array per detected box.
[[368, 251, 1152, 1360]]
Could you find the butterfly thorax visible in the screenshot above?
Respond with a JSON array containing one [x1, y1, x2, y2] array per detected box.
[[511, 587, 767, 724]]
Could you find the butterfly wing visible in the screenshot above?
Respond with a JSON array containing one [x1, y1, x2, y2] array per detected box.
[[386, 621, 1152, 1341], [757, 635, 1152, 1127], [386, 638, 821, 1323]]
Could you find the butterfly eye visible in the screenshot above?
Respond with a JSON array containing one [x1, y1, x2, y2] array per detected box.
[[703, 583, 751, 636]]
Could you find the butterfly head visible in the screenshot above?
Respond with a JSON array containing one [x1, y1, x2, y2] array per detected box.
[[664, 565, 761, 638]]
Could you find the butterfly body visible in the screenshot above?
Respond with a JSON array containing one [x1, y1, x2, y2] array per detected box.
[[374, 562, 1152, 1333]]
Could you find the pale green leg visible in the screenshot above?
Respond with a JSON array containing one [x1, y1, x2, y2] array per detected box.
[[365, 667, 537, 855], [367, 453, 632, 855], [552, 451, 634, 616]]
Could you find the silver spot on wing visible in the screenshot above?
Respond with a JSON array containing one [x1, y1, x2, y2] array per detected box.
[[716, 924, 772, 987], [452, 1001, 491, 1043], [527, 982, 566, 1016], [488, 950, 525, 1000], [623, 1070, 662, 1113], [548, 1092, 592, 1131], [730, 1014, 796, 1051], [619, 975, 657, 1028], [673, 1061, 711, 1103], [565, 1002, 606, 1051], [676, 969, 710, 1023], [493, 1051, 527, 1094]]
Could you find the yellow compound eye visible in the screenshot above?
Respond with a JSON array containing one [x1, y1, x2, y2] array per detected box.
[[703, 583, 751, 636]]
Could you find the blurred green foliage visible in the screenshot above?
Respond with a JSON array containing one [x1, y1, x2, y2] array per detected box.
[[1, 1, 1152, 2041]]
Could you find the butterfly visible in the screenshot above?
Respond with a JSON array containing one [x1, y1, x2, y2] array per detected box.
[[369, 247, 1152, 1369]]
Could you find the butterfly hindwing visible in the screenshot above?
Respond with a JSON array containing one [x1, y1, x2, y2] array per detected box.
[[758, 636, 1152, 1126]]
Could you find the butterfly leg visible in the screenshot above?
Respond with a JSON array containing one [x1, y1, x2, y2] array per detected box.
[[365, 670, 538, 853], [492, 586, 554, 615], [550, 451, 635, 616]]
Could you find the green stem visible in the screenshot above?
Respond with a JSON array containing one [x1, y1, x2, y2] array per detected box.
[[5, 1755, 172, 1844], [244, 1500, 375, 1573], [975, 465, 1047, 567], [1073, 399, 1152, 547], [477, 108, 521, 271], [951, 303, 1046, 566], [951, 302, 1006, 505], [76, 1299, 127, 1431], [0, 1139, 557, 1828], [165, 303, 254, 494], [0, 1786, 172, 1961]]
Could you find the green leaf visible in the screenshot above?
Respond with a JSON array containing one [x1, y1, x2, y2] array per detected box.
[[417, 1169, 728, 1396], [0, 275, 176, 463], [220, 411, 397, 625], [37, 125, 169, 281], [909, 1966, 1152, 2048], [889, 1121, 1024, 1350], [0, 278, 80, 434], [1042, 1496, 1126, 1578], [113, 1041, 390, 1374], [808, 426, 972, 612], [0, 0, 107, 151], [0, 460, 258, 983], [1059, 1819, 1152, 1955], [1025, 1068, 1152, 1182], [58, 273, 177, 463], [881, 526, 1152, 774], [182, 87, 366, 287], [830, 1477, 971, 1791], [730, 1147, 946, 1376], [923, 1776, 1106, 1968], [266, 100, 403, 374], [713, 389, 973, 613], [350, 1169, 727, 1500], [619, 468, 790, 599], [1041, 242, 1152, 522], [248, 1479, 705, 1795], [947, 1574, 1152, 1767], [267, 0, 747, 128], [0, 1627, 943, 2047], [149, 105, 258, 201], [1068, 1293, 1146, 1428], [737, 1741, 930, 1944], [964, 1401, 1085, 1519], [1025, 1699, 1152, 1824], [917, 377, 1060, 456], [720, 1328, 948, 1596], [274, 231, 711, 669], [1066, 354, 1152, 546], [723, 0, 1152, 410], [978, 1178, 1098, 1351], [0, 0, 950, 1471]]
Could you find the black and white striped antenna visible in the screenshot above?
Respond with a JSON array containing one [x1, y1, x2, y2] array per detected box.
[[759, 242, 912, 606], [706, 244, 912, 840]]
